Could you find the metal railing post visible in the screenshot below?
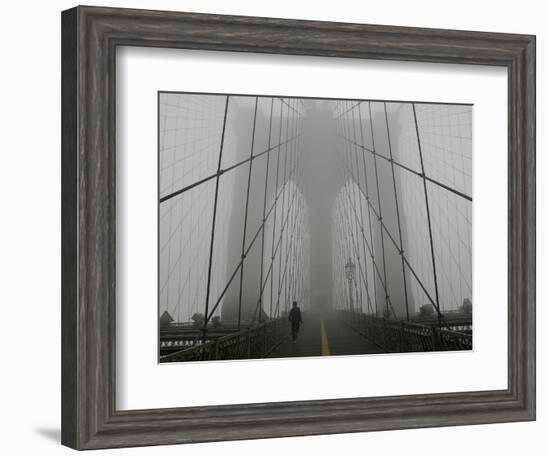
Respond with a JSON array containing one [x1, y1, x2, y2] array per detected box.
[[431, 327, 439, 351], [263, 323, 267, 357], [383, 318, 388, 352], [400, 321, 405, 352]]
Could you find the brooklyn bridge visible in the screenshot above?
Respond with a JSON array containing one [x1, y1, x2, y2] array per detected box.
[[157, 93, 472, 362]]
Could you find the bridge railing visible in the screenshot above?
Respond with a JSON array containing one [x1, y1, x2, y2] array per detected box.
[[339, 311, 472, 353], [160, 318, 288, 363]]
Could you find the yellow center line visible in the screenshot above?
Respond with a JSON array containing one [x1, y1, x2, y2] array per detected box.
[[320, 319, 331, 356]]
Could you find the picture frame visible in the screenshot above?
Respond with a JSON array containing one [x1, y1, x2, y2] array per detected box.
[[61, 5, 535, 450]]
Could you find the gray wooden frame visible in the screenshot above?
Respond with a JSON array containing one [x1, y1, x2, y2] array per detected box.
[[61, 5, 536, 450]]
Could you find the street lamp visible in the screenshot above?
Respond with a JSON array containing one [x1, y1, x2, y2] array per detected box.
[[345, 258, 356, 312]]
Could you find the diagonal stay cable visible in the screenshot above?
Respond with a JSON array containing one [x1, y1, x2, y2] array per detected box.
[[338, 134, 472, 202], [159, 134, 301, 203]]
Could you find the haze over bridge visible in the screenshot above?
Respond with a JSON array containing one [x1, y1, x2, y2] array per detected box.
[[158, 93, 472, 362]]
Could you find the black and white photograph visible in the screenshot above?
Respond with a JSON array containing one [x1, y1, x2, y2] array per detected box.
[[158, 93, 473, 362], [1, 1, 541, 454]]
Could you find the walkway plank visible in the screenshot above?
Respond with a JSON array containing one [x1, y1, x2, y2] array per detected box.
[[268, 311, 384, 359]]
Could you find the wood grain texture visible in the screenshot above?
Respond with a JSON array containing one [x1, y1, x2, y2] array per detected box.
[[61, 5, 536, 450], [61, 7, 78, 449]]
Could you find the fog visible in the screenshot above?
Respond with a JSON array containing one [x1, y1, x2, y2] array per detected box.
[[158, 94, 472, 325]]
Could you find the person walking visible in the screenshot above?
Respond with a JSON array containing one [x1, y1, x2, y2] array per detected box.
[[288, 301, 302, 342]]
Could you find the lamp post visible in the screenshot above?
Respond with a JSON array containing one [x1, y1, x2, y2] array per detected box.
[[345, 258, 356, 312]]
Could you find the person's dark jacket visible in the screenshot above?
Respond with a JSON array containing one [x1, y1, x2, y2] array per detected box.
[[288, 307, 302, 324]]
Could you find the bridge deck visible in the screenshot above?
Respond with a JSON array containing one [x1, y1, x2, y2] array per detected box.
[[268, 312, 384, 358]]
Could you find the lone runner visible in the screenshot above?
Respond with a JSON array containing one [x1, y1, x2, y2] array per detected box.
[[288, 301, 302, 342]]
